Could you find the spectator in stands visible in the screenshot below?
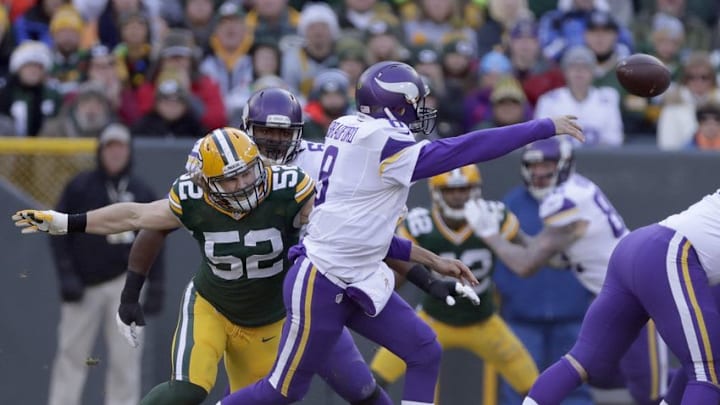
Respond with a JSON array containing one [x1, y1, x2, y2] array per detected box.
[[40, 82, 114, 138], [648, 13, 685, 81], [250, 36, 282, 80], [476, 0, 533, 57], [410, 43, 445, 98], [474, 76, 532, 129], [464, 50, 512, 131], [0, 5, 16, 85], [336, 0, 392, 33], [336, 36, 367, 101], [113, 11, 154, 90], [49, 5, 86, 95], [13, 0, 64, 46], [303, 69, 351, 142], [506, 19, 565, 107], [402, 0, 477, 49], [538, 0, 633, 61], [176, 0, 217, 57], [493, 146, 593, 405], [84, 0, 149, 50], [281, 2, 339, 98], [622, 14, 686, 138], [245, 0, 299, 42], [364, 13, 406, 64], [584, 10, 630, 90], [657, 51, 720, 150], [535, 45, 623, 146], [135, 29, 226, 131], [632, 0, 711, 53], [82, 44, 141, 126], [131, 69, 205, 137], [0, 41, 61, 136], [689, 102, 720, 150], [47, 122, 163, 405], [200, 2, 254, 122]]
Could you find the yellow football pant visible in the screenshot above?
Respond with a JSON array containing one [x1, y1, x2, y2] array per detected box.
[[170, 283, 283, 392], [371, 311, 538, 402]]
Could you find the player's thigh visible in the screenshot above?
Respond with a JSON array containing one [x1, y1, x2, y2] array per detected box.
[[462, 314, 538, 392], [171, 283, 227, 393], [225, 318, 285, 391], [641, 239, 720, 385], [269, 259, 349, 399]]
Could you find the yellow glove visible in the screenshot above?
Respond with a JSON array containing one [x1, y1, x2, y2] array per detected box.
[[12, 210, 68, 235]]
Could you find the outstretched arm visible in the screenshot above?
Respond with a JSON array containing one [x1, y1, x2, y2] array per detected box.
[[411, 116, 583, 181], [14, 199, 181, 235]]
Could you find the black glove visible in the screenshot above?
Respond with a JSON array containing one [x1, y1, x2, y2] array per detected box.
[[142, 283, 164, 316], [60, 274, 85, 302], [406, 265, 451, 302], [118, 271, 146, 326]]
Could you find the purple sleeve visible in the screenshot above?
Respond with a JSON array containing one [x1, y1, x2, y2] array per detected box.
[[386, 235, 412, 262], [411, 118, 556, 182]]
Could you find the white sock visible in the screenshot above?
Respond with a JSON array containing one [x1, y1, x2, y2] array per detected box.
[[522, 397, 540, 405], [401, 401, 433, 405]]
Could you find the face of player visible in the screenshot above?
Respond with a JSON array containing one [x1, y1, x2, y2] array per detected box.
[[527, 161, 558, 189], [253, 126, 295, 162], [218, 168, 259, 194], [441, 186, 472, 210]]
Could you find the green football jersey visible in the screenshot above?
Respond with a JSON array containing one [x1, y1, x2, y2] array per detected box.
[[168, 165, 315, 327], [400, 205, 519, 326]]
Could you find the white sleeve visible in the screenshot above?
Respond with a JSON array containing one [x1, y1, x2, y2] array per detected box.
[[539, 193, 583, 227], [378, 130, 429, 187]]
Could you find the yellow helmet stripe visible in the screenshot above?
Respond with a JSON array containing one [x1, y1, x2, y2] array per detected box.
[[211, 128, 239, 166]]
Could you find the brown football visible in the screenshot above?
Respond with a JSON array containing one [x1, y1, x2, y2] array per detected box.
[[616, 53, 671, 98]]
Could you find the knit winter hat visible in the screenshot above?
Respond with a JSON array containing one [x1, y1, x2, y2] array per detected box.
[[50, 5, 85, 34], [10, 41, 53, 73], [298, 3, 340, 40]]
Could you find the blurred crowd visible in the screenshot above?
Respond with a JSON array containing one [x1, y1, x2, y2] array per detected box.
[[0, 0, 719, 150]]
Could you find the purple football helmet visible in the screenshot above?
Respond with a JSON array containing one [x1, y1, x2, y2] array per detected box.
[[356, 61, 437, 135], [521, 138, 574, 200], [243, 87, 304, 164]]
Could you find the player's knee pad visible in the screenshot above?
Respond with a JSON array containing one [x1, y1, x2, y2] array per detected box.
[[139, 380, 207, 405]]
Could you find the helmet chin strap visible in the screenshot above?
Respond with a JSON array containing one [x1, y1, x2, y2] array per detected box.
[[529, 186, 552, 201]]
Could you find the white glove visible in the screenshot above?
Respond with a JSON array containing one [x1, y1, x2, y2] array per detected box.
[[115, 313, 144, 348], [453, 282, 481, 306], [12, 210, 68, 235], [464, 199, 504, 238]]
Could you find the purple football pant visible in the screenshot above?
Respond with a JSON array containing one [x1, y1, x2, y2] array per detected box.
[[221, 256, 441, 404], [526, 224, 720, 405]]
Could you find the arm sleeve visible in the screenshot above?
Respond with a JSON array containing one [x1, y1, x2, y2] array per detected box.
[[539, 193, 582, 227], [411, 118, 556, 181], [386, 235, 412, 262]]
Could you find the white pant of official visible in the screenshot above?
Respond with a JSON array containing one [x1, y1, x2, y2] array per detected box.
[[48, 275, 143, 405]]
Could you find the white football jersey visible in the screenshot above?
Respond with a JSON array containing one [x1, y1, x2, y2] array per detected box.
[[539, 174, 629, 294], [291, 140, 325, 180], [660, 190, 720, 285], [303, 113, 429, 283]]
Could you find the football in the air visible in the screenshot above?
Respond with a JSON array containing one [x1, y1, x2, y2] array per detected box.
[[616, 53, 671, 98]]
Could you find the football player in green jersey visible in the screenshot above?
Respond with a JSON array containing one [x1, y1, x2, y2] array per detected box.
[[14, 128, 474, 405], [371, 164, 540, 402]]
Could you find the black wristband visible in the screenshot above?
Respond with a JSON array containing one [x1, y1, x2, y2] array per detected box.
[[121, 271, 146, 304], [67, 213, 87, 233], [406, 265, 434, 292]]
